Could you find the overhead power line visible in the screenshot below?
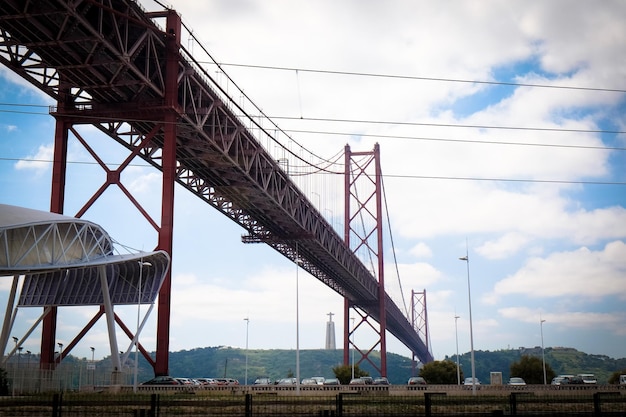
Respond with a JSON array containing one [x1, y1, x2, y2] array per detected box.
[[2, 156, 624, 186], [0, 106, 623, 151], [217, 62, 626, 94], [283, 129, 626, 152], [271, 115, 626, 135]]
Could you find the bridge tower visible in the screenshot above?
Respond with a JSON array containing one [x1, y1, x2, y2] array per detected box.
[[411, 289, 430, 375], [43, 10, 182, 376], [342, 143, 387, 377]]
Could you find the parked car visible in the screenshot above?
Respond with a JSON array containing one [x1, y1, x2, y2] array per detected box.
[[301, 378, 318, 385], [311, 376, 325, 385], [463, 377, 481, 389], [560, 376, 584, 385], [407, 376, 427, 385], [508, 377, 526, 386], [196, 378, 217, 385], [373, 377, 390, 385], [276, 378, 297, 385], [578, 374, 597, 384], [175, 377, 194, 385], [551, 376, 565, 385], [141, 376, 181, 385], [253, 377, 272, 385], [323, 378, 341, 386], [214, 378, 239, 385], [349, 378, 365, 385], [360, 376, 374, 385]]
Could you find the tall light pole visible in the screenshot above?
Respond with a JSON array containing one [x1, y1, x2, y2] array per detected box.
[[454, 315, 461, 385], [90, 346, 95, 385], [12, 337, 18, 396], [459, 246, 476, 395], [244, 317, 249, 385], [57, 342, 63, 362], [351, 317, 355, 380], [540, 317, 547, 385], [134, 261, 151, 393], [295, 245, 303, 394]]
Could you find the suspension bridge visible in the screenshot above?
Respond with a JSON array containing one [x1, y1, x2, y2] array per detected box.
[[0, 0, 433, 377]]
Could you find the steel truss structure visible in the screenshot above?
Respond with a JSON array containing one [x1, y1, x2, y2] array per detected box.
[[411, 289, 430, 374], [0, 0, 433, 376], [0, 204, 170, 378]]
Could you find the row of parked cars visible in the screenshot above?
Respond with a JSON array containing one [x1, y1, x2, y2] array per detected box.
[[551, 374, 597, 385], [142, 376, 239, 386], [253, 376, 339, 386]]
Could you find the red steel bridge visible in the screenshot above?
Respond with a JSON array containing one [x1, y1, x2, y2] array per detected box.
[[0, 0, 433, 376]]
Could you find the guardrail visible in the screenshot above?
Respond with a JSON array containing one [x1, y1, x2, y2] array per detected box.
[[1, 390, 624, 417], [127, 383, 625, 396]]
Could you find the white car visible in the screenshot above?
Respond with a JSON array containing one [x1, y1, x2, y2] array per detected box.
[[463, 377, 481, 389], [508, 377, 526, 386], [578, 374, 597, 384]]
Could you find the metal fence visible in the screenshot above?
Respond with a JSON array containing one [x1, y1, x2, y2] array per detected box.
[[0, 391, 624, 417]]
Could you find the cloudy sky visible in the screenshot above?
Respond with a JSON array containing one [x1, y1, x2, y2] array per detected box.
[[1, 0, 625, 368]]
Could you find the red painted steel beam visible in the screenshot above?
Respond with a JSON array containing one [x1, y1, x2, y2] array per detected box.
[[154, 9, 181, 377], [342, 144, 387, 376], [42, 80, 71, 370]]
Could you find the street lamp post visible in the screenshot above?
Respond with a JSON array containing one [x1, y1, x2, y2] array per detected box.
[[295, 246, 303, 394], [459, 249, 476, 395], [134, 261, 151, 392], [90, 347, 95, 385], [351, 317, 355, 380], [244, 317, 249, 385], [454, 315, 460, 385], [540, 317, 547, 385]]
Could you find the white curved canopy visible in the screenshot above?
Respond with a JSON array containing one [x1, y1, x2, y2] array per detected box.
[[0, 204, 170, 306]]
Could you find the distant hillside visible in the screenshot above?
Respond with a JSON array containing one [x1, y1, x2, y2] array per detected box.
[[112, 346, 626, 385]]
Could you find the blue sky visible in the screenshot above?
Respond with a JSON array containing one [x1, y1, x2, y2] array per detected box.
[[1, 0, 625, 367]]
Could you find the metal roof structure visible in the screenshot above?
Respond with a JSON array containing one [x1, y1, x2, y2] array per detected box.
[[0, 204, 170, 374]]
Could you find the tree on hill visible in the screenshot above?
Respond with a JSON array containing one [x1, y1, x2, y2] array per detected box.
[[332, 364, 368, 385], [608, 369, 626, 385], [419, 360, 462, 384], [510, 355, 555, 384]]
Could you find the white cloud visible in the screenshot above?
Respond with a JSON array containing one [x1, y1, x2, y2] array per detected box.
[[14, 143, 53, 174], [128, 172, 162, 194], [409, 242, 433, 259], [476, 233, 530, 259], [499, 307, 626, 336], [488, 241, 626, 301]]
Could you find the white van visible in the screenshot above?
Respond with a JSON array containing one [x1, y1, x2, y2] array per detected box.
[[620, 375, 626, 385], [578, 374, 597, 384]]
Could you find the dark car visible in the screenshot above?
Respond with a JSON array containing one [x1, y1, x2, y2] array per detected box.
[[561, 376, 584, 385], [141, 376, 180, 385]]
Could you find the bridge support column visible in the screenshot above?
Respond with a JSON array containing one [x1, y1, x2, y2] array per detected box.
[[42, 78, 72, 370], [343, 144, 387, 377], [154, 9, 181, 377]]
